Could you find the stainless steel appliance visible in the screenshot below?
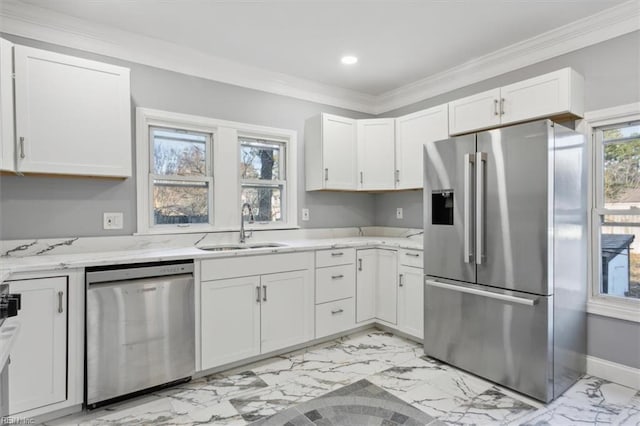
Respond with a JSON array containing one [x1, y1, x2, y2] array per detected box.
[[423, 120, 587, 402], [86, 260, 195, 408]]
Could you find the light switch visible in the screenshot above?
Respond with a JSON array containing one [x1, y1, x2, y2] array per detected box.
[[396, 208, 403, 219], [302, 208, 310, 221]]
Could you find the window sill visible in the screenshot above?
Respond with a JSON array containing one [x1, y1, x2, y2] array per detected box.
[[134, 223, 300, 236], [587, 298, 640, 323]]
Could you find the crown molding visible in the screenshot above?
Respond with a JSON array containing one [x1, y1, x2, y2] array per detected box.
[[0, 0, 638, 115], [0, 0, 376, 114], [373, 0, 640, 114]]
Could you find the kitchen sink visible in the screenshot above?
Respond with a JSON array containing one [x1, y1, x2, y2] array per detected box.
[[197, 242, 287, 252]]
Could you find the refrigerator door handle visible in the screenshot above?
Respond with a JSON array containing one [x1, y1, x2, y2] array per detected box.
[[425, 278, 539, 306], [475, 152, 487, 265], [463, 153, 475, 263]]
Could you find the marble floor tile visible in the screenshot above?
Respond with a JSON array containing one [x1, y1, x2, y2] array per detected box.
[[437, 386, 536, 425], [43, 329, 640, 426]]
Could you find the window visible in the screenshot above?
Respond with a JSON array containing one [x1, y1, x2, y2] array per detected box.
[[594, 121, 640, 301], [150, 127, 213, 226], [136, 108, 298, 234], [239, 137, 286, 223]]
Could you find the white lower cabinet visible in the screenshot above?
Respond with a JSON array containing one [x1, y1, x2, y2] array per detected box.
[[199, 253, 314, 371], [315, 298, 355, 338], [8, 276, 67, 415], [356, 248, 398, 325], [260, 270, 314, 353], [398, 265, 424, 340], [201, 276, 261, 370]]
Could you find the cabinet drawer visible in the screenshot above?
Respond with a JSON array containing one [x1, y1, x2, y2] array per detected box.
[[200, 252, 313, 281], [316, 264, 355, 304], [315, 248, 356, 268], [399, 249, 423, 267], [315, 298, 355, 339]]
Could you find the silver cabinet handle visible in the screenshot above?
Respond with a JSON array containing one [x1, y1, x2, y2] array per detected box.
[[406, 253, 420, 257], [399, 274, 404, 287], [395, 169, 400, 183], [330, 252, 344, 257], [256, 286, 261, 302], [331, 308, 344, 315], [324, 168, 329, 181], [331, 274, 344, 279], [262, 285, 267, 302], [493, 99, 499, 116], [57, 291, 64, 313], [19, 137, 25, 159], [463, 153, 475, 264], [360, 171, 363, 184], [425, 278, 538, 306], [475, 152, 487, 265], [358, 258, 362, 271], [500, 98, 505, 115]]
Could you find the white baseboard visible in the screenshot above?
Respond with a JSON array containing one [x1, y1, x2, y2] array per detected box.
[[586, 355, 640, 389]]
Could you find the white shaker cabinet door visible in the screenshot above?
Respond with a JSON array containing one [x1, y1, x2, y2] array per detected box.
[[13, 45, 131, 177], [357, 118, 395, 190], [398, 266, 424, 340], [260, 269, 314, 354], [395, 105, 448, 189], [500, 68, 584, 126], [448, 88, 501, 135], [8, 276, 67, 415], [201, 276, 261, 370], [322, 114, 357, 190], [0, 37, 14, 172], [375, 249, 398, 325], [356, 249, 377, 323]]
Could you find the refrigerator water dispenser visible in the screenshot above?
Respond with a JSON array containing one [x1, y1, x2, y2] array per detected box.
[[432, 190, 454, 225]]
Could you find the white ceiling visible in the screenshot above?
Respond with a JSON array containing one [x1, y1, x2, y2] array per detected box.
[[14, 0, 630, 96]]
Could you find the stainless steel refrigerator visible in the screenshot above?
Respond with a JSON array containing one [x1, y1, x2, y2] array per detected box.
[[423, 119, 587, 403]]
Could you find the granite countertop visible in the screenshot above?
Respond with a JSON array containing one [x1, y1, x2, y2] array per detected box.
[[0, 236, 423, 281]]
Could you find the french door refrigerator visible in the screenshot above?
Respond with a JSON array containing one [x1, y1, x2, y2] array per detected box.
[[423, 120, 587, 403]]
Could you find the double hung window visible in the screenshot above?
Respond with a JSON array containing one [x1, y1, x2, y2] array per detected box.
[[593, 121, 640, 301]]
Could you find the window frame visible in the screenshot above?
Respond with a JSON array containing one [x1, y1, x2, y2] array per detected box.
[[583, 102, 640, 322], [239, 134, 288, 224], [136, 108, 298, 235], [149, 126, 214, 229]]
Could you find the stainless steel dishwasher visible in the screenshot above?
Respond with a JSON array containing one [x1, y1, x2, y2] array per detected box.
[[85, 260, 194, 409]]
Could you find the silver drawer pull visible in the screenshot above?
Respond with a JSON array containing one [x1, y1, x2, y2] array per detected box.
[[262, 285, 267, 302], [330, 252, 344, 256], [405, 253, 420, 257], [331, 308, 344, 315], [331, 274, 344, 280], [399, 274, 404, 287], [19, 137, 25, 159], [256, 286, 261, 302], [58, 291, 64, 313]]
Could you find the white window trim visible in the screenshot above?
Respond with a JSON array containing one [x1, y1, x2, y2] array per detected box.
[[136, 107, 298, 235], [580, 102, 640, 323]]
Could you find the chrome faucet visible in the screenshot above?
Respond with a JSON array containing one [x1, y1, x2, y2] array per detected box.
[[240, 203, 254, 243]]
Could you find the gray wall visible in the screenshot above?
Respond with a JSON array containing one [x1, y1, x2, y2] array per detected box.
[[375, 31, 640, 370], [0, 34, 375, 239], [376, 30, 640, 229]]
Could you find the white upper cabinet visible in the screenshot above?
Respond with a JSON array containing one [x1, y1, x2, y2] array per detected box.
[[448, 68, 584, 135], [305, 113, 357, 190], [395, 105, 448, 189], [13, 45, 131, 177], [500, 68, 584, 125], [357, 118, 395, 190], [0, 38, 14, 172], [448, 88, 502, 136]]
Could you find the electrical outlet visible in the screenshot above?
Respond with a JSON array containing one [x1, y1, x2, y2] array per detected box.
[[396, 208, 403, 219], [302, 208, 310, 221], [103, 212, 124, 230]]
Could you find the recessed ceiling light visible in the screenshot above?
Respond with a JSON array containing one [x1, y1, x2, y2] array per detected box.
[[341, 55, 358, 65]]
